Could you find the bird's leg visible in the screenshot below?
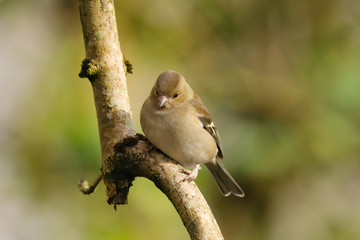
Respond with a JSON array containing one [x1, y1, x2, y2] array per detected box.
[[181, 163, 201, 182]]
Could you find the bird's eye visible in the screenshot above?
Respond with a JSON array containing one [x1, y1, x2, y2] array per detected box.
[[155, 91, 159, 96], [173, 93, 179, 98]]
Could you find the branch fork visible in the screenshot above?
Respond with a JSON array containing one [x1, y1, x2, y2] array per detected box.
[[78, 0, 225, 239]]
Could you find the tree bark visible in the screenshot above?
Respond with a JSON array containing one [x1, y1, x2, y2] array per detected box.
[[78, 0, 224, 239]]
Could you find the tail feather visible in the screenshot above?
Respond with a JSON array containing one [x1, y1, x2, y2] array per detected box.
[[205, 160, 245, 197]]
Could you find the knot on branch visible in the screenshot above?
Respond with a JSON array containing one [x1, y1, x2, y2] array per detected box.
[[124, 56, 133, 74], [103, 169, 134, 208], [79, 58, 100, 83], [103, 134, 147, 208]]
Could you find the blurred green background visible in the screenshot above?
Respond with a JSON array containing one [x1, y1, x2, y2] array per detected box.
[[1, 0, 360, 239]]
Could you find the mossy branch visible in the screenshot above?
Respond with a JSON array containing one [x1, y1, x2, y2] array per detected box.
[[78, 58, 99, 83], [78, 0, 224, 239]]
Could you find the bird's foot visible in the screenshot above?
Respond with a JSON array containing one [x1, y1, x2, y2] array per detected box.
[[181, 163, 201, 182]]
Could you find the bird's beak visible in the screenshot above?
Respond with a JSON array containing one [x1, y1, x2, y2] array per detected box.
[[159, 96, 169, 107]]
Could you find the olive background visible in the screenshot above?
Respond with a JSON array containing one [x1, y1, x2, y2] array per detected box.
[[1, 0, 360, 239]]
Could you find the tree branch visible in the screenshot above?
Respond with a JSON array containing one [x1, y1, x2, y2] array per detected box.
[[78, 0, 224, 239]]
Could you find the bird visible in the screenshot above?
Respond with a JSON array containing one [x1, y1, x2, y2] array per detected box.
[[140, 70, 244, 197]]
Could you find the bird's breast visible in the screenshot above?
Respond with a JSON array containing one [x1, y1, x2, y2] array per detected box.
[[141, 106, 217, 168]]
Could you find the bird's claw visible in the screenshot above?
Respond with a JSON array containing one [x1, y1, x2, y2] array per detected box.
[[181, 164, 200, 182]]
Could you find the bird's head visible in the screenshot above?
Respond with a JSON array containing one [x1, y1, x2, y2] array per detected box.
[[151, 70, 193, 109]]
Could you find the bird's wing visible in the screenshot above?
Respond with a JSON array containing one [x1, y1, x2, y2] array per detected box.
[[190, 94, 223, 158]]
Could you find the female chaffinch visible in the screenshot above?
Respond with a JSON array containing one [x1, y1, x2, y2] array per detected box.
[[140, 70, 244, 197]]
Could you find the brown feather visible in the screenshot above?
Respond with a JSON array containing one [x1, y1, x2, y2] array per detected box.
[[190, 94, 224, 158]]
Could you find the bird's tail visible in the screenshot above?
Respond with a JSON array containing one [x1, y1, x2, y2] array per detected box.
[[205, 160, 245, 197]]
